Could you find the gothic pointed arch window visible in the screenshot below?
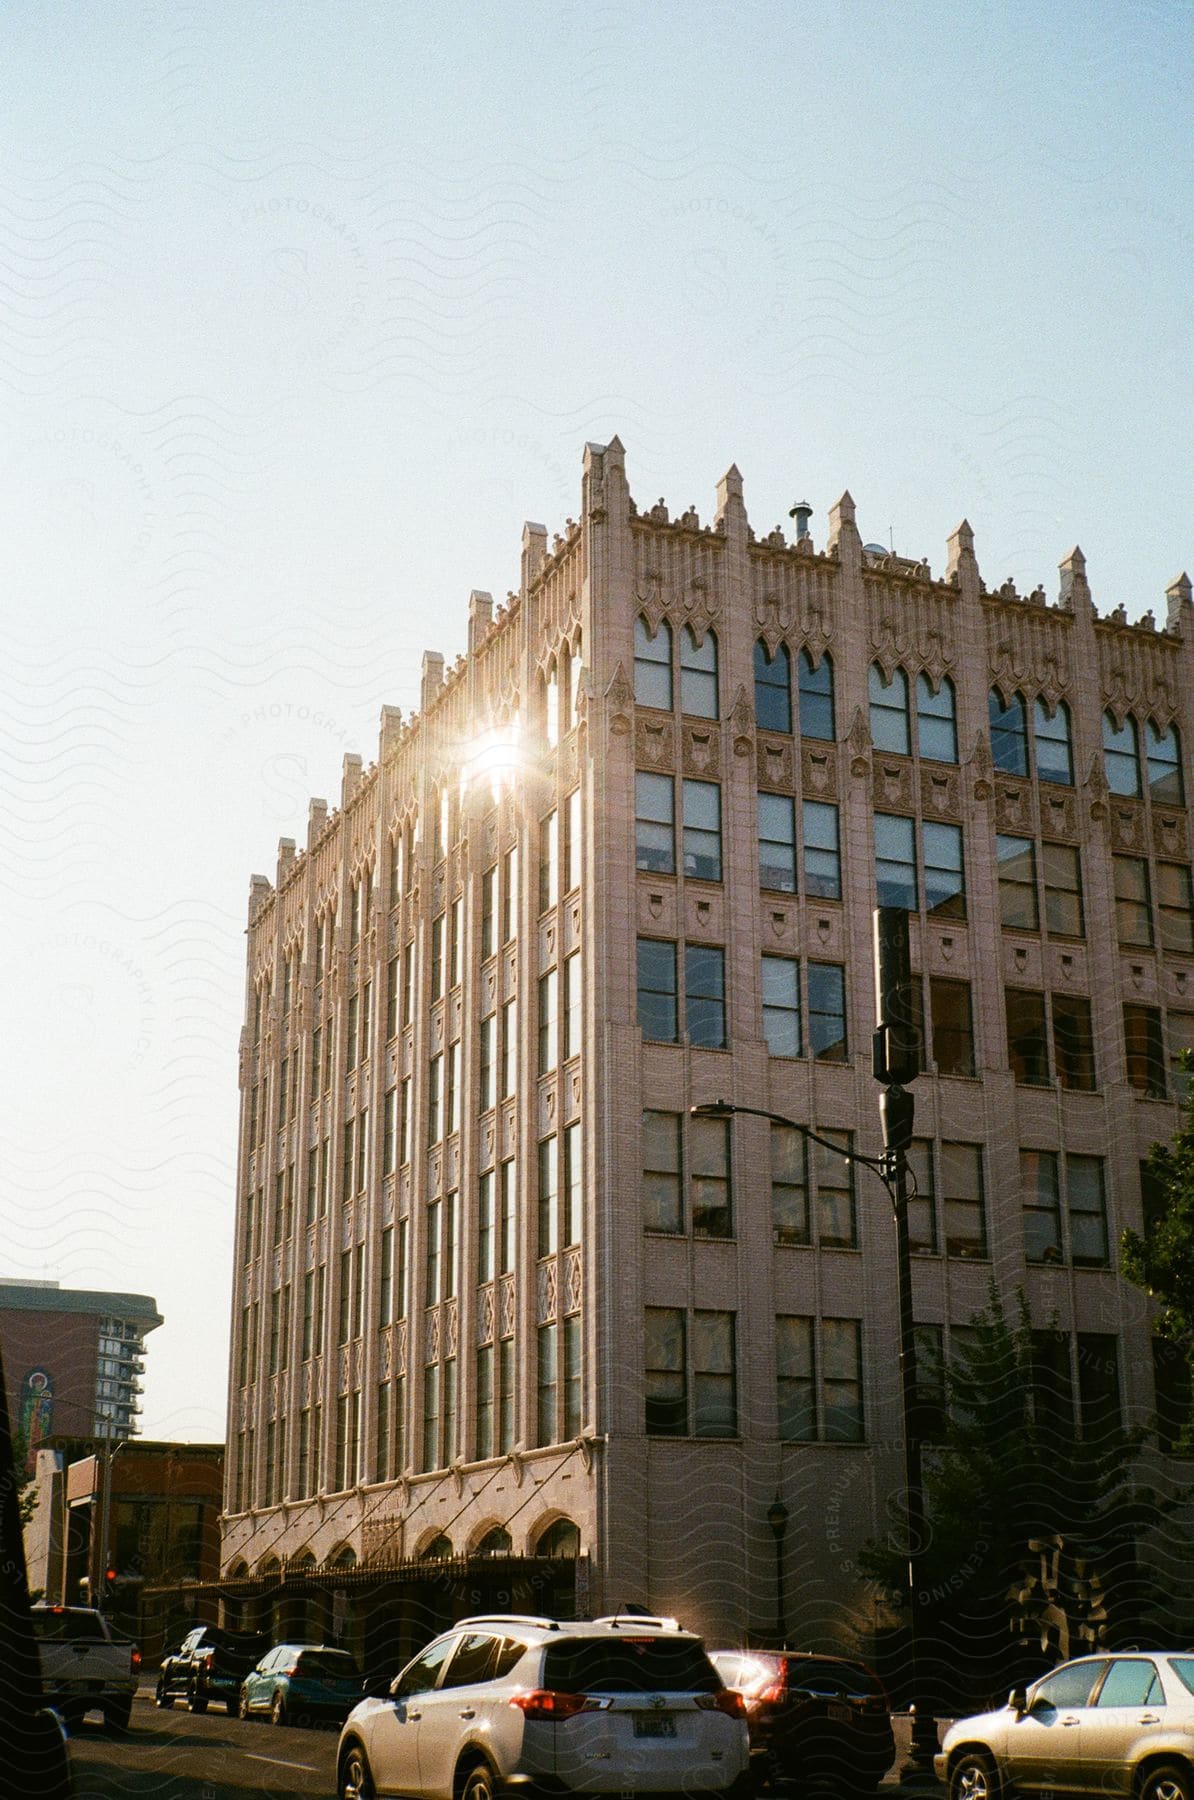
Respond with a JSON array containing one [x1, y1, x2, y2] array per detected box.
[[1103, 710, 1141, 797], [869, 664, 910, 754], [474, 1525, 513, 1558], [1033, 697, 1073, 786], [680, 625, 718, 719], [634, 616, 672, 710], [1146, 719, 1184, 804], [418, 1533, 453, 1562], [798, 649, 835, 741], [753, 639, 791, 733], [534, 1517, 581, 1558], [915, 673, 957, 764], [989, 688, 1029, 776]]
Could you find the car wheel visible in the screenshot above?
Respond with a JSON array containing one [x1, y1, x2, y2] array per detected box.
[[155, 1680, 174, 1708], [461, 1763, 498, 1800], [187, 1690, 208, 1714], [227, 1692, 242, 1718], [270, 1691, 288, 1727], [1141, 1765, 1194, 1800], [339, 1741, 375, 1800], [949, 1751, 1000, 1800]]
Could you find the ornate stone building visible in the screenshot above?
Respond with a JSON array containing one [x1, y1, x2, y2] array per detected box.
[[221, 440, 1194, 1664]]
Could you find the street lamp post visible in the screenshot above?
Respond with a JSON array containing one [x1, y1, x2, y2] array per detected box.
[[766, 1496, 789, 1646], [692, 1066, 938, 1775]]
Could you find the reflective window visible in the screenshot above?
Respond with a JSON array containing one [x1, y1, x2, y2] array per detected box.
[[1034, 698, 1073, 785], [803, 801, 841, 899], [1147, 720, 1184, 804], [997, 835, 1038, 930], [798, 649, 835, 740], [916, 674, 957, 763], [1104, 711, 1141, 797], [634, 616, 672, 709], [682, 780, 722, 881], [923, 822, 965, 918], [869, 664, 910, 754], [759, 792, 797, 892], [990, 689, 1029, 776], [754, 640, 791, 733], [874, 814, 916, 909], [1094, 1660, 1162, 1709], [762, 957, 801, 1058], [1032, 1662, 1108, 1710], [635, 772, 674, 874], [680, 626, 718, 719], [636, 939, 678, 1042]]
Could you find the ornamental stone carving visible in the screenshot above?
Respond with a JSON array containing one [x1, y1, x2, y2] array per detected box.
[[757, 737, 793, 790]]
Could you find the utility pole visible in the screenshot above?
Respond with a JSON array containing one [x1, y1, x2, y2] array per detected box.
[[872, 906, 937, 1773]]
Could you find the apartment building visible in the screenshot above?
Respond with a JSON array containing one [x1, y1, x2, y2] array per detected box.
[[0, 1278, 161, 1454], [221, 441, 1193, 1661]]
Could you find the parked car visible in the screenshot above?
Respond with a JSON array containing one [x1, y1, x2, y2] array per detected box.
[[711, 1648, 895, 1792], [240, 1644, 364, 1725], [31, 1605, 140, 1732], [936, 1651, 1194, 1800], [157, 1623, 268, 1714], [336, 1611, 751, 1800]]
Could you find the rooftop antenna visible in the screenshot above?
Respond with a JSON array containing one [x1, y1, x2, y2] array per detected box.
[[889, 525, 895, 553]]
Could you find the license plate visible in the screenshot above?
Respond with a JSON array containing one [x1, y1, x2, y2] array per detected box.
[[828, 1703, 852, 1723], [634, 1713, 676, 1737]]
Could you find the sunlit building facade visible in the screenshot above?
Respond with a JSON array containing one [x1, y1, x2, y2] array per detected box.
[[222, 441, 1194, 1658]]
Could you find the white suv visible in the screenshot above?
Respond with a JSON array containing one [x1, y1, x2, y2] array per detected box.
[[336, 1612, 751, 1800]]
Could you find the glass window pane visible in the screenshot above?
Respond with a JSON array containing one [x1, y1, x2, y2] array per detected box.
[[634, 616, 672, 710], [916, 674, 957, 763], [635, 772, 675, 874], [1147, 720, 1184, 804], [802, 800, 841, 899], [1053, 993, 1096, 1091], [762, 956, 801, 1058], [989, 689, 1028, 775], [1068, 1156, 1108, 1268], [1104, 711, 1141, 796], [637, 939, 677, 1042], [686, 945, 726, 1049], [759, 792, 797, 892], [798, 650, 835, 741], [1158, 863, 1194, 953], [1042, 842, 1084, 937], [997, 834, 1039, 930], [808, 963, 847, 1062], [1006, 988, 1049, 1085], [754, 640, 792, 733], [682, 780, 722, 881], [1034, 698, 1073, 786], [772, 1127, 808, 1245], [923, 821, 966, 919], [930, 979, 974, 1077], [874, 813, 916, 910], [680, 626, 719, 719], [1114, 856, 1153, 947], [869, 664, 910, 754]]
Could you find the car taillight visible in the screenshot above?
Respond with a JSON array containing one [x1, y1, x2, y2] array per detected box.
[[756, 1677, 787, 1703], [509, 1689, 589, 1721], [130, 1649, 142, 1672], [203, 1651, 215, 1670], [697, 1689, 747, 1718]]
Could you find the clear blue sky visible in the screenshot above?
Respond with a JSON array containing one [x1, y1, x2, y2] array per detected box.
[[1, 0, 1189, 1438]]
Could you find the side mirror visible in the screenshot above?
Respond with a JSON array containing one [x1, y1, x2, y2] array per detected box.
[[1008, 1688, 1028, 1716]]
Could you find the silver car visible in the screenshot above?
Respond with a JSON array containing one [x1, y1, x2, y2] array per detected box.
[[336, 1612, 751, 1800], [936, 1652, 1194, 1800]]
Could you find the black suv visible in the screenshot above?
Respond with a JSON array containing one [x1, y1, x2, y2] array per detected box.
[[157, 1625, 269, 1715], [711, 1649, 896, 1793]]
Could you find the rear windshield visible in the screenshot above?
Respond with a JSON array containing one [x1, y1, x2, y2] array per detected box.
[[785, 1659, 883, 1699], [32, 1610, 109, 1643], [219, 1633, 269, 1654], [543, 1637, 720, 1695], [296, 1652, 361, 1678]]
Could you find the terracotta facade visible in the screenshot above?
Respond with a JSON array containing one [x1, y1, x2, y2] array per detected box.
[[224, 441, 1194, 1646]]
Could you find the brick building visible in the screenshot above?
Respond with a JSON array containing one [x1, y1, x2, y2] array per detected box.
[[221, 441, 1193, 1665], [0, 1279, 161, 1458]]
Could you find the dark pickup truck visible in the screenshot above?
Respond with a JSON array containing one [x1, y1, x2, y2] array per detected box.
[[156, 1625, 269, 1715]]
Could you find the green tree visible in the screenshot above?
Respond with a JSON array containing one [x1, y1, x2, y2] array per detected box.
[[858, 1284, 1163, 1711], [1121, 1067, 1194, 1448]]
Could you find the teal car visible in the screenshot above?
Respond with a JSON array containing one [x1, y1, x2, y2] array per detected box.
[[240, 1643, 363, 1726]]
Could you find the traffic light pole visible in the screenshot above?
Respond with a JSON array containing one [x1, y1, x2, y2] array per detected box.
[[874, 909, 938, 1775]]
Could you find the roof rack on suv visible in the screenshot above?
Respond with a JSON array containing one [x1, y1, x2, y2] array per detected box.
[[455, 1614, 561, 1632], [594, 1613, 682, 1631]]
